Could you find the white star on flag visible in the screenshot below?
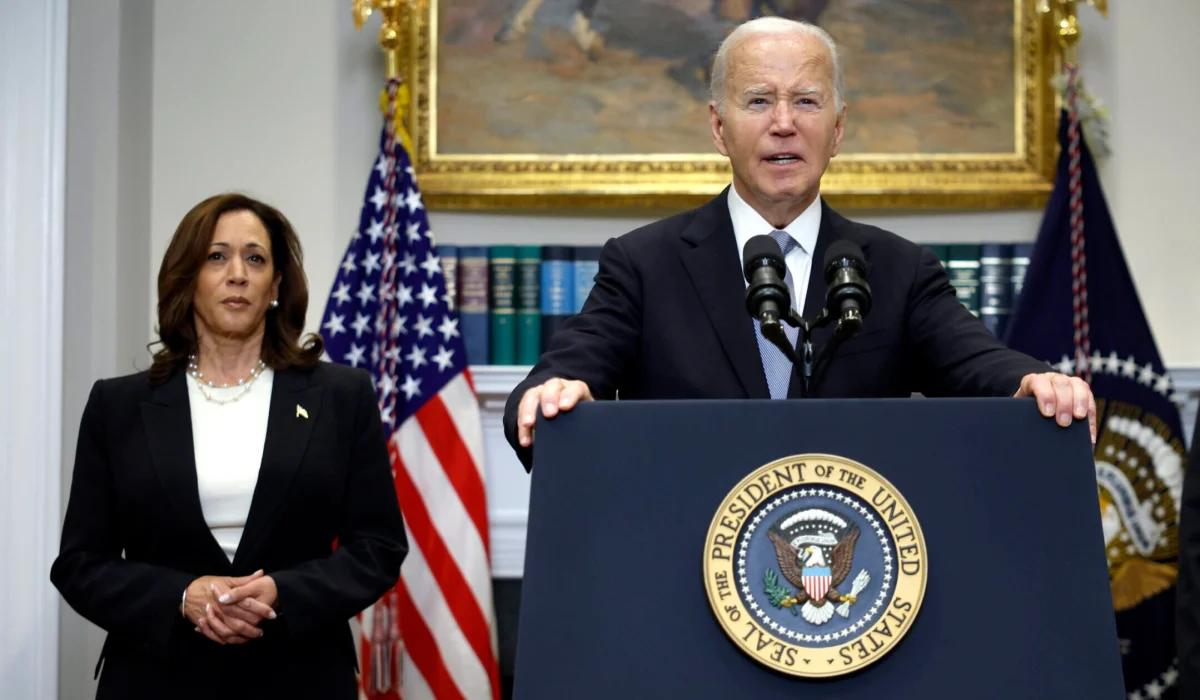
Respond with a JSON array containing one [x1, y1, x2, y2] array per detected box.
[[406, 345, 428, 369], [323, 312, 346, 337], [344, 343, 366, 367], [355, 283, 376, 306], [399, 251, 418, 276], [331, 283, 351, 306], [433, 346, 455, 372], [362, 250, 382, 275], [418, 283, 439, 308], [414, 314, 434, 338], [366, 219, 384, 244], [370, 186, 388, 211], [400, 374, 421, 399], [405, 188, 424, 213], [420, 251, 442, 278], [351, 312, 371, 338], [373, 155, 390, 178]]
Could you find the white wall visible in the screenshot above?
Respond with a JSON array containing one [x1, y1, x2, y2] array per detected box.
[[1, 1, 66, 698], [59, 1, 155, 698]]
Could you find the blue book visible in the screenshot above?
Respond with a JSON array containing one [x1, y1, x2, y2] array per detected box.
[[572, 246, 602, 314], [540, 246, 574, 353]]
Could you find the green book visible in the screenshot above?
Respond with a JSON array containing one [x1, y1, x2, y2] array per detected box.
[[947, 244, 982, 316], [515, 246, 542, 366], [489, 246, 517, 365]]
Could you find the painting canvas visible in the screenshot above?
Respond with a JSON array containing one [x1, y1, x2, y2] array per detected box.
[[402, 0, 1057, 209]]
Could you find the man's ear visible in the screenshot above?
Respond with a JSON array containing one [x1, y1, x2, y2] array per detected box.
[[710, 103, 730, 158], [830, 104, 847, 158]]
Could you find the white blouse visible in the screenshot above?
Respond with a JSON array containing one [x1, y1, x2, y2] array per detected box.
[[185, 368, 274, 562]]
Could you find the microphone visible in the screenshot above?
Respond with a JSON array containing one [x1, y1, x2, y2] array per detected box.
[[823, 240, 871, 339], [743, 235, 791, 330]]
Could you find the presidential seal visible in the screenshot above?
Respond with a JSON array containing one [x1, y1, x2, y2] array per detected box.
[[703, 454, 927, 678]]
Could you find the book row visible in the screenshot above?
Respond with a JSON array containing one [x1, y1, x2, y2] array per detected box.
[[437, 242, 1033, 367]]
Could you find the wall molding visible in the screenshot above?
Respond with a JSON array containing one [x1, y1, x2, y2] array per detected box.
[[474, 365, 1200, 578], [0, 0, 68, 696]]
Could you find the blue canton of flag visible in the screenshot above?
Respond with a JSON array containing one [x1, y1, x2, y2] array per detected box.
[[1005, 98, 1186, 699], [321, 124, 464, 430]]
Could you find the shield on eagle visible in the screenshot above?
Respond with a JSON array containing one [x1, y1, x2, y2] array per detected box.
[[802, 566, 831, 601]]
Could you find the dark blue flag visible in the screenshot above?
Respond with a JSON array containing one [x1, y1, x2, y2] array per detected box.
[[1006, 109, 1187, 699]]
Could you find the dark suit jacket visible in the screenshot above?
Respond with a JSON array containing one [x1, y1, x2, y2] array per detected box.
[[1178, 409, 1200, 695], [503, 191, 1048, 470], [51, 361, 408, 700]]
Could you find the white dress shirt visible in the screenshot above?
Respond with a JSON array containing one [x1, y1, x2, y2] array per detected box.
[[186, 368, 274, 563], [728, 183, 822, 316]]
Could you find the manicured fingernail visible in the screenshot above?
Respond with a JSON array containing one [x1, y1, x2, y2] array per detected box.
[[205, 603, 210, 613], [219, 594, 230, 603], [268, 611, 277, 619], [1058, 413, 1070, 426], [1043, 402, 1053, 414]]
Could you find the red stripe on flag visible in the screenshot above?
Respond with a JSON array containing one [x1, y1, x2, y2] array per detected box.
[[416, 395, 491, 556], [395, 578, 467, 700], [390, 442, 501, 700]]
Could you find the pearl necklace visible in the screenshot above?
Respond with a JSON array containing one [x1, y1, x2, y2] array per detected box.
[[187, 355, 267, 405]]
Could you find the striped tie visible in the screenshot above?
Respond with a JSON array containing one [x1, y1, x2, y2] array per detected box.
[[754, 230, 800, 399]]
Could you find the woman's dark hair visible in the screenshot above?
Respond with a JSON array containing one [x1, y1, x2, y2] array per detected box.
[[148, 193, 324, 385]]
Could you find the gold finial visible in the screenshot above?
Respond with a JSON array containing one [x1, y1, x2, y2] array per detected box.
[[1038, 0, 1109, 62], [353, 0, 407, 78]]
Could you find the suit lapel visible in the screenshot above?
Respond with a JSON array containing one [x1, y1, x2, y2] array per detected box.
[[791, 201, 873, 397], [680, 191, 770, 399], [140, 369, 230, 566], [233, 367, 322, 568]]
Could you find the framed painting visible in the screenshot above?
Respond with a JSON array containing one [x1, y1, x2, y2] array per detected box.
[[398, 0, 1058, 210]]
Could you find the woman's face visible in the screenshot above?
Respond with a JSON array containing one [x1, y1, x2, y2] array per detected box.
[[193, 210, 281, 342]]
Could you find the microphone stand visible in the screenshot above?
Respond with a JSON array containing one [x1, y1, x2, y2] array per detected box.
[[759, 309, 835, 399]]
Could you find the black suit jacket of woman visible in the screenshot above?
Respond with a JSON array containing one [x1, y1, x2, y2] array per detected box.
[[51, 361, 408, 699]]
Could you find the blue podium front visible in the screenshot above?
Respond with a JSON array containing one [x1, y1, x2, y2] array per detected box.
[[512, 398, 1124, 699]]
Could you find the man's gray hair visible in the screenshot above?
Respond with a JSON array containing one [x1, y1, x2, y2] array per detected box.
[[709, 17, 845, 116]]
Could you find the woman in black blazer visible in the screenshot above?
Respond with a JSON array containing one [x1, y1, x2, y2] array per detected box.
[[51, 193, 408, 699]]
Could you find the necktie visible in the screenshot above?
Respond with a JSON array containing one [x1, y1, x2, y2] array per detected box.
[[754, 230, 800, 399]]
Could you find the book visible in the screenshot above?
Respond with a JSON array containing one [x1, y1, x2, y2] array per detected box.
[[516, 246, 542, 366], [489, 246, 517, 365], [540, 246, 575, 353], [457, 246, 490, 367]]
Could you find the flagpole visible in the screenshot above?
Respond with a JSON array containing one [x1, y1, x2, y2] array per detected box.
[[1037, 0, 1108, 383]]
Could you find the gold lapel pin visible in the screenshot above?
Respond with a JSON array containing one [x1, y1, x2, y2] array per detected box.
[[296, 404, 309, 419]]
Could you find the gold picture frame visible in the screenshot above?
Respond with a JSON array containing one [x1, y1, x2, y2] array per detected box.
[[398, 0, 1058, 211]]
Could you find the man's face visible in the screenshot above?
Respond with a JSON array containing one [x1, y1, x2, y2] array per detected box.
[[710, 32, 846, 214]]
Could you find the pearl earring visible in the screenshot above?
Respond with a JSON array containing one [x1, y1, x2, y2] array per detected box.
[[270, 299, 279, 308]]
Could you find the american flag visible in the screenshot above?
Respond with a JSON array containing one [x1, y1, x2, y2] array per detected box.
[[321, 78, 500, 700]]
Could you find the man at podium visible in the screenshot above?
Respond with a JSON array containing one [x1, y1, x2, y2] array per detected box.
[[502, 16, 1095, 471]]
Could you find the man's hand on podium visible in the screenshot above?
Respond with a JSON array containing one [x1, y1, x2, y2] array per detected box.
[[1014, 371, 1097, 445], [516, 378, 594, 448]]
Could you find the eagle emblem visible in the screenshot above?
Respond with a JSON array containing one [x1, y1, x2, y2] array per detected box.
[[765, 508, 872, 625]]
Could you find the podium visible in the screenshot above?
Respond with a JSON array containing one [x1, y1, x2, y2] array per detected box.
[[512, 398, 1125, 699]]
